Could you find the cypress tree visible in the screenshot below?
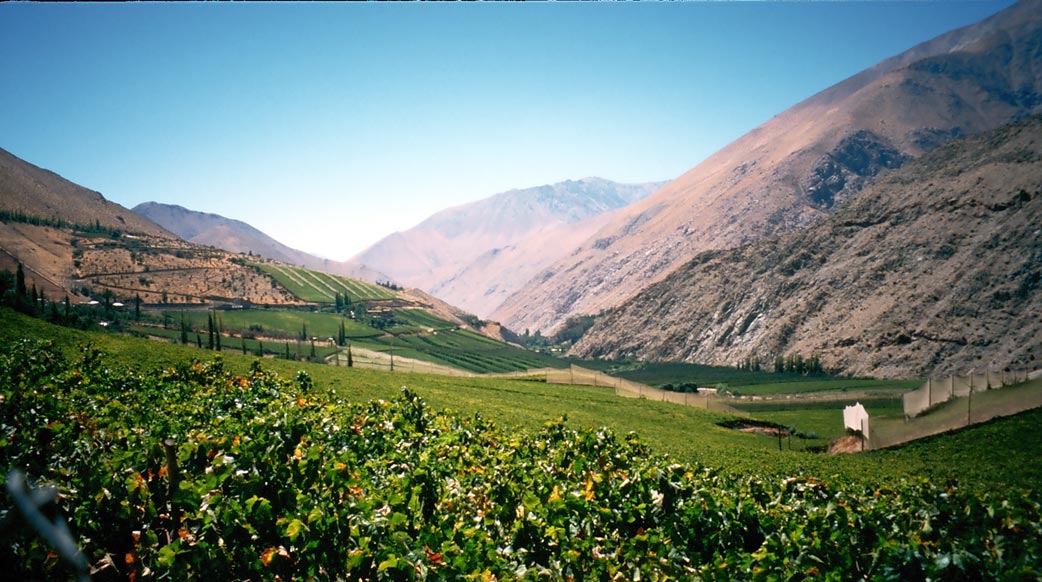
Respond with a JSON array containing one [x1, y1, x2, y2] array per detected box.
[[207, 313, 215, 350], [215, 316, 222, 351], [347, 344, 353, 367], [16, 263, 26, 297]]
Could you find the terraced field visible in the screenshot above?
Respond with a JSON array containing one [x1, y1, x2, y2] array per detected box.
[[253, 262, 395, 303]]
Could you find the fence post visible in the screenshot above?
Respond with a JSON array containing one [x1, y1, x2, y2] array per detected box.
[[164, 438, 180, 540], [967, 388, 972, 426]]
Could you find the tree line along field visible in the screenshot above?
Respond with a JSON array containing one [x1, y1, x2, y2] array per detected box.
[[2, 309, 1041, 580]]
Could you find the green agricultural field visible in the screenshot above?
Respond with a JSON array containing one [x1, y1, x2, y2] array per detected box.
[[3, 308, 1041, 580], [605, 360, 825, 388], [360, 327, 567, 373], [163, 308, 381, 341], [390, 308, 459, 333], [129, 324, 340, 360], [252, 262, 395, 303], [731, 377, 920, 395]]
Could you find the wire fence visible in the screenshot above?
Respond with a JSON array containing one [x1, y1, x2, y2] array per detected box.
[[902, 369, 1033, 418], [869, 374, 1042, 450], [546, 365, 747, 415]]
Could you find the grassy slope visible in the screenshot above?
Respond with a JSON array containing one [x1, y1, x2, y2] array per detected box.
[[2, 308, 1039, 494]]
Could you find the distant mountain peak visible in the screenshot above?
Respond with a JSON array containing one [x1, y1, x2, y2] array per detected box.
[[346, 177, 666, 317]]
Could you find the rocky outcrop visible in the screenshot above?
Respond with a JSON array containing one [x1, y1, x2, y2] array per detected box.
[[805, 131, 909, 209]]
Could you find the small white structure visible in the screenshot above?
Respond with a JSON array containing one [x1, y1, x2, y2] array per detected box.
[[843, 402, 870, 438]]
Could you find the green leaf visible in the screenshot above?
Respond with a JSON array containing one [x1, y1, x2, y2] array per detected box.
[[157, 542, 180, 568], [285, 518, 306, 541], [378, 556, 399, 572]]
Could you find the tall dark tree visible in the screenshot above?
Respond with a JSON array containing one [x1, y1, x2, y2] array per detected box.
[[134, 294, 142, 321], [207, 313, 215, 350], [347, 344, 353, 368], [215, 315, 222, 351], [180, 313, 189, 345], [15, 263, 26, 298]]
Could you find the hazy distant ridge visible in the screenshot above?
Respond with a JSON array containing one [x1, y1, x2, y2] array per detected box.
[[132, 202, 388, 283], [347, 177, 665, 317]]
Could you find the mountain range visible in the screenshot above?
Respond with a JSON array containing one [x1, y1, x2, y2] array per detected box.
[[491, 0, 1042, 337], [345, 178, 664, 318], [2, 0, 1040, 379]]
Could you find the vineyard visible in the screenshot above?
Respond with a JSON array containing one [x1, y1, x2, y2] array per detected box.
[[2, 335, 1041, 580], [357, 327, 566, 374], [253, 263, 395, 303]]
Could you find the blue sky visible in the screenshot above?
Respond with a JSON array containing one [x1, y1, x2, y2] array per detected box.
[[0, 1, 1016, 261]]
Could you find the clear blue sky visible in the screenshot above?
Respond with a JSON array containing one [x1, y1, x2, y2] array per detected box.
[[0, 1, 1016, 261]]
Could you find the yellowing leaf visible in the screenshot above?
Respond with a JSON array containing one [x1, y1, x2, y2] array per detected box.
[[285, 518, 306, 541], [548, 485, 562, 503]]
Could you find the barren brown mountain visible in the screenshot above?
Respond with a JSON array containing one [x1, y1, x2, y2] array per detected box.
[[493, 0, 1042, 335], [0, 147, 172, 238], [572, 115, 1042, 378], [0, 149, 303, 305]]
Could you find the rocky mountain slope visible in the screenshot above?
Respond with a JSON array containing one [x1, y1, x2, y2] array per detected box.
[[133, 201, 387, 283], [572, 115, 1042, 378], [0, 147, 172, 238], [348, 177, 664, 317], [493, 0, 1042, 335]]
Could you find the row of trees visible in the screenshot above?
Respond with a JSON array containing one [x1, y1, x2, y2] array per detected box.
[[734, 353, 824, 375], [1, 264, 142, 330]]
